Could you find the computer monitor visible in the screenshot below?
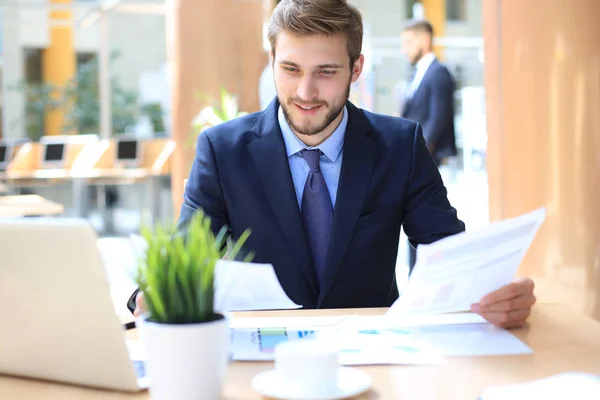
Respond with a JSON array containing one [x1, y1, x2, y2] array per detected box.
[[115, 137, 142, 168], [41, 141, 67, 168], [0, 142, 12, 170]]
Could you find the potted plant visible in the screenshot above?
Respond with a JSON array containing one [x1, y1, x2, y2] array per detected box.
[[187, 88, 248, 147], [134, 211, 252, 400]]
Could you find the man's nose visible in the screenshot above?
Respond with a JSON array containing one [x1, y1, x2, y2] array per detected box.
[[297, 75, 318, 101]]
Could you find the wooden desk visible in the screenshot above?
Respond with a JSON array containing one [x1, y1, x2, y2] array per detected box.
[[0, 195, 65, 218], [1, 303, 600, 399]]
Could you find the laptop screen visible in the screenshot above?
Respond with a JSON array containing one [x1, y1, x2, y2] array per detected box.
[[0, 145, 7, 164], [117, 140, 138, 161], [44, 143, 65, 162]]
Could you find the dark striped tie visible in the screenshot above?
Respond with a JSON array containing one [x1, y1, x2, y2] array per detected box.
[[300, 149, 333, 287]]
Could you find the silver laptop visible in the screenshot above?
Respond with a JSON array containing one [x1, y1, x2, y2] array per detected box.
[[0, 218, 149, 392]]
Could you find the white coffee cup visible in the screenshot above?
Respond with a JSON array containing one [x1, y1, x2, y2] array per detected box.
[[274, 339, 339, 397]]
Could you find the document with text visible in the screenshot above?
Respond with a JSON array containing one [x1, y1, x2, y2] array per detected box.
[[387, 207, 546, 317]]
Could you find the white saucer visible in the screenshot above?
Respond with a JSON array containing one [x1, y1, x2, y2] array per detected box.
[[251, 366, 372, 400]]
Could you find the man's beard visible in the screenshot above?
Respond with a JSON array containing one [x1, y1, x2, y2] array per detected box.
[[411, 48, 424, 66], [279, 79, 351, 136]]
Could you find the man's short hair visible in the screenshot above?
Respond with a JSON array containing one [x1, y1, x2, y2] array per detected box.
[[403, 19, 434, 37], [268, 0, 364, 66]]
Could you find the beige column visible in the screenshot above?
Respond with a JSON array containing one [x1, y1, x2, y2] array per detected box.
[[484, 0, 600, 320], [167, 0, 265, 219]]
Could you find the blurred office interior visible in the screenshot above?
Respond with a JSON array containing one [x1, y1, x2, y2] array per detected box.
[[0, 0, 598, 321]]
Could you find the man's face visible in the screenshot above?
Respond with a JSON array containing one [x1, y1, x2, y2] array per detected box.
[[272, 31, 363, 137], [401, 30, 426, 66]]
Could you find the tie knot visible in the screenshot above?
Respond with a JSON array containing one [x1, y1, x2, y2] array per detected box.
[[301, 149, 322, 172]]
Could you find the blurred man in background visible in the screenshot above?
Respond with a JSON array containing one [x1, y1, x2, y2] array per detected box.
[[400, 19, 457, 167], [400, 19, 458, 270]]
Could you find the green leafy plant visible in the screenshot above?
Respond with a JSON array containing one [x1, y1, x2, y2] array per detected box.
[[141, 102, 166, 133], [135, 211, 253, 325], [9, 81, 62, 140], [10, 51, 139, 139], [62, 51, 138, 135], [187, 88, 248, 146]]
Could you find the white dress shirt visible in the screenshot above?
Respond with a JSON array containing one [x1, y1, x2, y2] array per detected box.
[[406, 52, 436, 98], [278, 106, 348, 209]]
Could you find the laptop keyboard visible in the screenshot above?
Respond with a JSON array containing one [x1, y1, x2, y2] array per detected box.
[[133, 360, 147, 378]]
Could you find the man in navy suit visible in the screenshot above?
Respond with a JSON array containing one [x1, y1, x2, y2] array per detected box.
[[400, 20, 458, 270], [132, 0, 536, 329], [400, 20, 457, 167]]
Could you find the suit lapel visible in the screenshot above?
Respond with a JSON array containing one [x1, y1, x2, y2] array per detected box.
[[318, 102, 376, 306], [410, 59, 438, 103], [247, 100, 319, 296]]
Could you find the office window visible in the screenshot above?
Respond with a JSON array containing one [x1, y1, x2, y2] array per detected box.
[[406, 0, 419, 19], [447, 0, 466, 21], [406, 0, 466, 22], [77, 52, 96, 67], [21, 49, 97, 139], [23, 48, 43, 83]]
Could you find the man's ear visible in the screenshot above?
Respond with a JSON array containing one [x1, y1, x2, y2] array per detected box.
[[351, 54, 365, 83], [422, 32, 433, 52]]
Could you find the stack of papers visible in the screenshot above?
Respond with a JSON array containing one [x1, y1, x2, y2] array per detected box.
[[228, 312, 532, 364], [227, 208, 547, 365], [229, 321, 445, 366]]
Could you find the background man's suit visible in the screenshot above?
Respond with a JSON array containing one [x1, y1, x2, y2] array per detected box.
[[179, 99, 464, 309], [401, 59, 457, 166]]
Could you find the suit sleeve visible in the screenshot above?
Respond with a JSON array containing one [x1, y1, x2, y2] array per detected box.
[[177, 130, 230, 235], [403, 123, 465, 249], [420, 67, 454, 149]]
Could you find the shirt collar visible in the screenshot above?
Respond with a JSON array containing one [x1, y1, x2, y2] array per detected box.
[[416, 52, 436, 73], [278, 105, 347, 162]]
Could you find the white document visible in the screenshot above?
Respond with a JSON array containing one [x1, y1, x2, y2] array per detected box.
[[228, 313, 531, 362], [336, 313, 487, 330], [128, 237, 300, 313], [388, 208, 546, 316], [325, 315, 530, 357], [405, 322, 532, 356], [214, 260, 301, 313], [229, 326, 445, 365], [315, 329, 445, 365], [229, 316, 348, 329]]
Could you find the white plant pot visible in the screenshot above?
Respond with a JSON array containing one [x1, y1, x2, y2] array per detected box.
[[136, 315, 229, 400]]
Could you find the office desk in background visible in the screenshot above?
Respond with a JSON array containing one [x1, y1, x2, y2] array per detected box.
[[1, 303, 599, 399], [0, 195, 65, 218]]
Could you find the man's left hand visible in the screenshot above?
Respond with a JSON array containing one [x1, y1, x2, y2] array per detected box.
[[471, 277, 536, 329]]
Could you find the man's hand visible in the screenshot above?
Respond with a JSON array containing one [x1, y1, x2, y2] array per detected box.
[[471, 277, 536, 329], [133, 291, 147, 317]]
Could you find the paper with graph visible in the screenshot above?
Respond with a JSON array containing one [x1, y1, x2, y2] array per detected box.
[[229, 326, 445, 365], [387, 208, 546, 317], [228, 317, 532, 363]]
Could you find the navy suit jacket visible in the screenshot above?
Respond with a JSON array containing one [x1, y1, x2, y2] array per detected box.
[[401, 59, 457, 162], [180, 99, 465, 309]]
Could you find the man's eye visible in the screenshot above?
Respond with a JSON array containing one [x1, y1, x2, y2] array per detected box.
[[283, 66, 298, 72], [320, 70, 337, 76]]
